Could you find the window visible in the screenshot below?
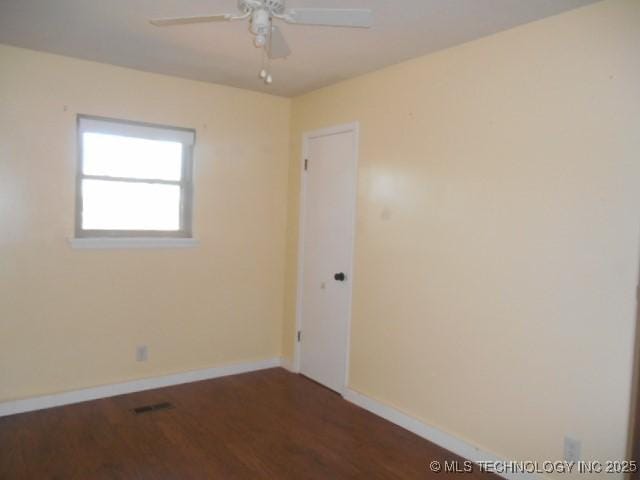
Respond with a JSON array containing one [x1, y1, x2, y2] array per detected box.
[[76, 115, 195, 239]]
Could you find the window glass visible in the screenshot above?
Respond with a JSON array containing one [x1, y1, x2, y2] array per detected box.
[[82, 133, 183, 181], [81, 180, 181, 231]]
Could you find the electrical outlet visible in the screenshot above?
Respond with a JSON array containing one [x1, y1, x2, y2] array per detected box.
[[136, 345, 148, 362], [564, 436, 581, 462]]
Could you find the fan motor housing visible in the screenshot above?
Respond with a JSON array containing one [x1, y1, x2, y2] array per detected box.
[[238, 0, 285, 15]]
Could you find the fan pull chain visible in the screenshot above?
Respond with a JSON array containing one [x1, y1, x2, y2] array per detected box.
[[259, 47, 268, 81], [258, 23, 273, 85]]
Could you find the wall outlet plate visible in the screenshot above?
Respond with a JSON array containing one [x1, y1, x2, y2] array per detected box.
[[136, 345, 148, 362], [564, 436, 581, 462]]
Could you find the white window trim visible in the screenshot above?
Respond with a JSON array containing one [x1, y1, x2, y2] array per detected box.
[[75, 114, 196, 241], [69, 237, 199, 250]]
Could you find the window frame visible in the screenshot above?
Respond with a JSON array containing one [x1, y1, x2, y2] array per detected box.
[[75, 114, 196, 239]]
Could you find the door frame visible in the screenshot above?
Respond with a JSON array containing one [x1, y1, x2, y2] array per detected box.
[[293, 122, 360, 396]]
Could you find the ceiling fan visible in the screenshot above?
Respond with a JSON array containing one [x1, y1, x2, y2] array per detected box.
[[150, 0, 373, 85]]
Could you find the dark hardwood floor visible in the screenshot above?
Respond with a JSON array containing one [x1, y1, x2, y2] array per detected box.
[[0, 368, 496, 479]]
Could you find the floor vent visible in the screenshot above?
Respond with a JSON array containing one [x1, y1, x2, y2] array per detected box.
[[132, 402, 174, 415]]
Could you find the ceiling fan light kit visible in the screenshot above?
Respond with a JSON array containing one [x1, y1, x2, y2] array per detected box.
[[150, 0, 373, 86]]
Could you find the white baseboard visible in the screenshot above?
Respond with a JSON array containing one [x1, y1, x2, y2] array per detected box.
[[344, 388, 540, 480], [280, 356, 295, 372], [0, 357, 282, 417]]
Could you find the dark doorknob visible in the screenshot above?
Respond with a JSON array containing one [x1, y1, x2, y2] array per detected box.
[[334, 272, 346, 282]]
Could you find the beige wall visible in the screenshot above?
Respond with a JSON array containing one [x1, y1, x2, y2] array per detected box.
[[0, 44, 291, 402], [284, 0, 640, 470]]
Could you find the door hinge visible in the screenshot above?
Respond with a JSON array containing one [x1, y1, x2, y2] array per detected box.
[[297, 330, 302, 342], [304, 159, 309, 171]]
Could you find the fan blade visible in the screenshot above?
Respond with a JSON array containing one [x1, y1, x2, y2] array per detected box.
[[150, 14, 233, 27], [268, 25, 291, 59], [286, 9, 373, 28]]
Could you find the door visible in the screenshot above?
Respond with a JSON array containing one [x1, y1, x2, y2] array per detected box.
[[631, 283, 640, 478], [298, 125, 358, 394]]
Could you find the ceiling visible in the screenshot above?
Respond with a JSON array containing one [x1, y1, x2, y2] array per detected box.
[[0, 0, 599, 97]]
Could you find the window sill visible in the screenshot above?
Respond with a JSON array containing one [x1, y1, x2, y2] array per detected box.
[[69, 237, 199, 250]]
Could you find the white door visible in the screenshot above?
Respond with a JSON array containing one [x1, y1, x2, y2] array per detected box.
[[298, 125, 358, 394]]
